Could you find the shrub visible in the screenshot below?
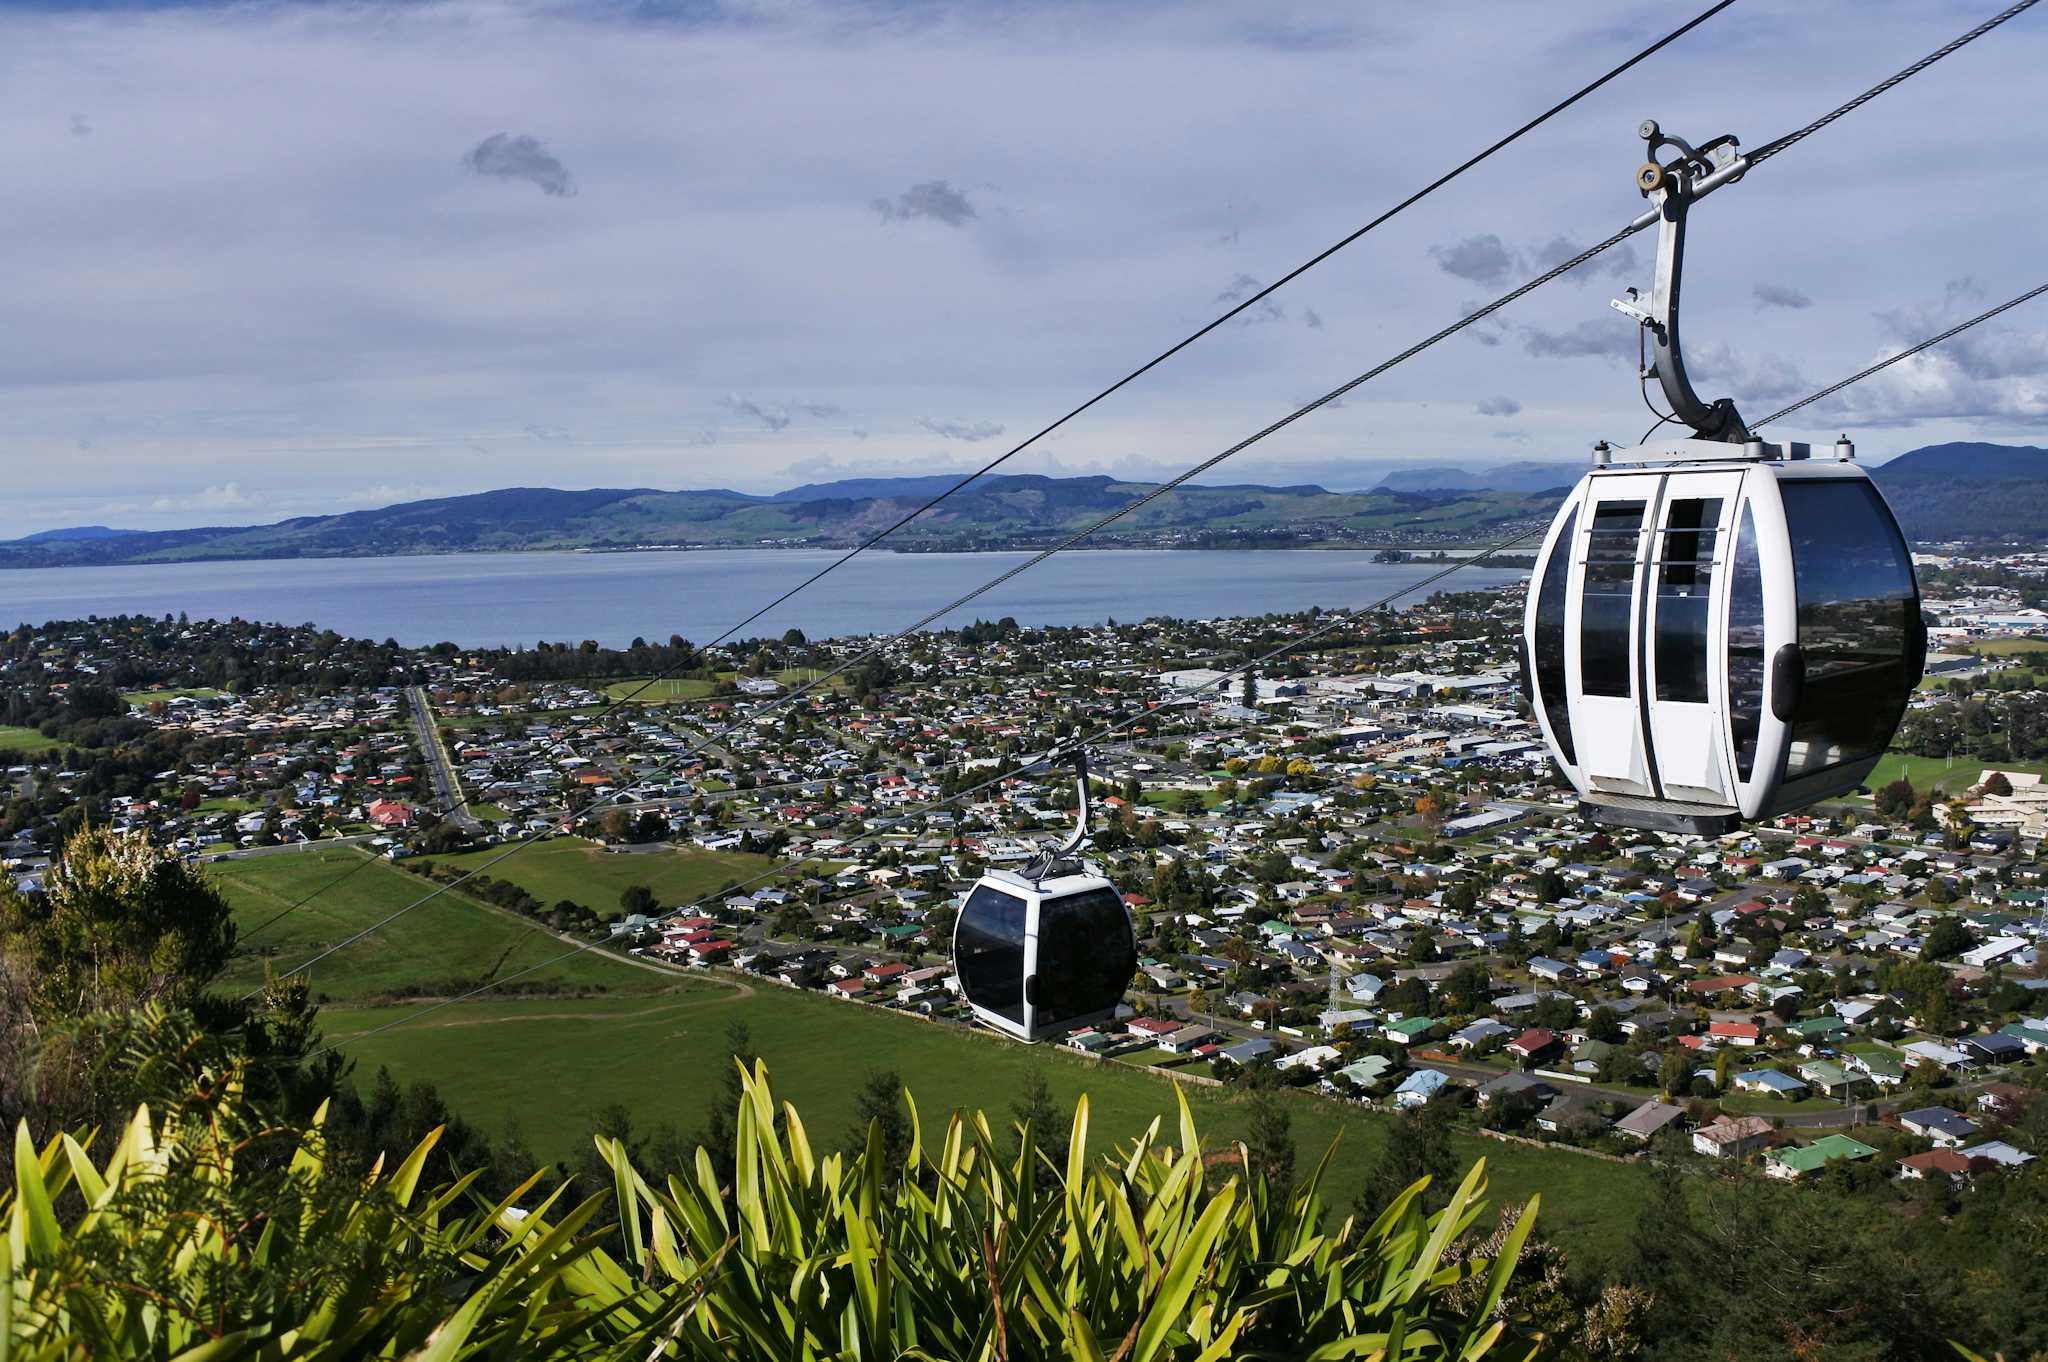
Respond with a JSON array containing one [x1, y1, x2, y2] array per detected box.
[[6, 1047, 1540, 1360]]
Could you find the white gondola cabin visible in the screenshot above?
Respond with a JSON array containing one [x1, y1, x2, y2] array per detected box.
[[1518, 118, 1927, 833], [952, 868, 1136, 1043], [951, 743, 1138, 1043], [1523, 439, 1924, 834]]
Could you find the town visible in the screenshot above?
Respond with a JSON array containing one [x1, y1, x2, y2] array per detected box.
[[7, 547, 2048, 1198]]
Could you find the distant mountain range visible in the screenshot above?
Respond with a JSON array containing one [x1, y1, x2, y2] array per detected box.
[[1866, 442, 2048, 542], [0, 474, 1561, 568], [1365, 461, 1585, 494], [3, 442, 2038, 568]]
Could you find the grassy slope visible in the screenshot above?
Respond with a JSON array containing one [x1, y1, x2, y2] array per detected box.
[[215, 846, 674, 1000], [0, 726, 63, 755], [223, 844, 1650, 1259], [327, 987, 1643, 1256], [428, 839, 776, 917]]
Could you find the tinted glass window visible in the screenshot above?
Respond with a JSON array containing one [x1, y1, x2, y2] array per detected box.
[[1654, 497, 1722, 703], [1580, 500, 1644, 698], [1531, 507, 1578, 764], [954, 883, 1027, 1024], [1726, 502, 1765, 780], [1781, 479, 1918, 781], [1033, 886, 1136, 1031]]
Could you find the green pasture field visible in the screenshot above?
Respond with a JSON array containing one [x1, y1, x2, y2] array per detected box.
[[0, 726, 64, 755], [1964, 637, 2048, 657], [323, 986, 1647, 1259], [1140, 788, 1233, 812], [122, 686, 224, 706], [605, 677, 719, 703], [427, 838, 776, 917], [212, 846, 678, 1001]]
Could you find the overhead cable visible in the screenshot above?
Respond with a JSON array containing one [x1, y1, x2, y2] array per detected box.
[[255, 0, 2035, 994], [301, 260, 2048, 1054], [1755, 281, 2048, 428]]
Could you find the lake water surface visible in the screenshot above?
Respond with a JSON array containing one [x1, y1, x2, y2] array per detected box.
[[0, 549, 1528, 648]]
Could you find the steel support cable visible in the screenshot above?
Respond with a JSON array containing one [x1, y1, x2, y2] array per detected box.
[[1754, 282, 2048, 428], [255, 0, 2032, 994], [302, 534, 1541, 1060], [619, 0, 1738, 661], [1744, 0, 2038, 169], [234, 0, 1734, 951], [250, 219, 1649, 1000], [299, 263, 2048, 1054]]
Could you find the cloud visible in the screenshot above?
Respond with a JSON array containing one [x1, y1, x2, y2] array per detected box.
[[463, 133, 576, 198], [148, 482, 260, 513], [1429, 234, 1518, 287], [69, 112, 91, 137], [871, 179, 975, 226], [1436, 235, 1638, 296], [1802, 284, 2048, 424], [1492, 430, 1532, 442], [722, 395, 841, 431], [1754, 283, 1812, 310], [1529, 235, 1639, 283], [1475, 396, 1521, 417], [1302, 307, 1324, 330], [1216, 273, 1260, 304], [1518, 318, 1633, 360], [1687, 343, 1810, 403], [917, 417, 1005, 442], [523, 423, 572, 441]]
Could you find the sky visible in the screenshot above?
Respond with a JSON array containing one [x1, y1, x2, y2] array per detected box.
[[1, 0, 2044, 538]]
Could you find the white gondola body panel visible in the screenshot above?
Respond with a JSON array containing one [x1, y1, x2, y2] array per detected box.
[[952, 869, 1136, 1043], [1525, 456, 1922, 834]]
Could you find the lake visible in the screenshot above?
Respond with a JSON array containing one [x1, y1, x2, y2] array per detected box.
[[0, 549, 1528, 648]]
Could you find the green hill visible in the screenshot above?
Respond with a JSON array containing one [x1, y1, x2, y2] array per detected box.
[[0, 475, 1558, 566]]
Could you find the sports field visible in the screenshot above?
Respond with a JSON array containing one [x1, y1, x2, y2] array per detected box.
[[1965, 636, 2048, 657], [1861, 752, 2048, 800]]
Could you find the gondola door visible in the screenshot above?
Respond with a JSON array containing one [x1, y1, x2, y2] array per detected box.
[[1568, 473, 1661, 798], [1640, 471, 1745, 808]]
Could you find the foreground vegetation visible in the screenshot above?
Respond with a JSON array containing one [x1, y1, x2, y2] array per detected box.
[[6, 1007, 1538, 1360], [6, 827, 2043, 1360]]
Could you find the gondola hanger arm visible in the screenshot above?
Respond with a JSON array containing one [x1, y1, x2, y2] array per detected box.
[[1621, 118, 1754, 443]]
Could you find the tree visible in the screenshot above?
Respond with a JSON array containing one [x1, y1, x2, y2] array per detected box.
[[1921, 914, 1970, 959], [0, 823, 237, 1019], [1875, 776, 1918, 818], [695, 1019, 758, 1184], [1985, 770, 2015, 797], [1244, 1087, 1297, 1201], [1360, 1098, 1455, 1218], [1585, 1006, 1622, 1043], [1241, 666, 1257, 711], [1659, 1047, 1693, 1098], [619, 883, 656, 918], [1443, 961, 1491, 1015], [1010, 1066, 1068, 1183], [847, 1068, 912, 1183]]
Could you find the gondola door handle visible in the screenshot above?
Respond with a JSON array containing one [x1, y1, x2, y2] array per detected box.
[[1770, 644, 1806, 722]]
